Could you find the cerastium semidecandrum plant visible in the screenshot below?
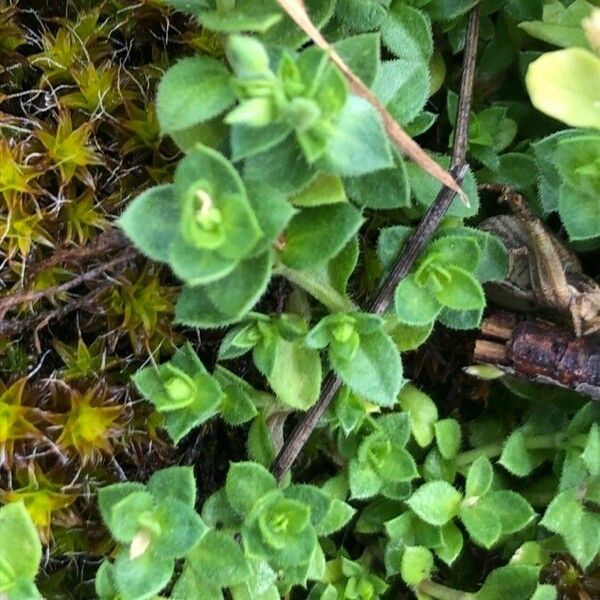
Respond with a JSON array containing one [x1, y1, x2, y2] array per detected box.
[[3, 2, 599, 600]]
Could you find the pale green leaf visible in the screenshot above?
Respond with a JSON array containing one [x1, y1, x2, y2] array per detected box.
[[526, 48, 600, 130]]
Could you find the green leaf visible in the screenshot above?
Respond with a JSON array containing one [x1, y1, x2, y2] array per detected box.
[[426, 236, 482, 273], [247, 414, 277, 467], [113, 551, 173, 600], [267, 338, 322, 410], [245, 136, 315, 196], [169, 237, 237, 285], [423, 448, 457, 484], [201, 489, 241, 531], [398, 384, 438, 448], [426, 0, 479, 21], [335, 0, 387, 31], [475, 565, 539, 600], [394, 275, 442, 326], [477, 153, 538, 192], [246, 182, 296, 256], [479, 491, 536, 535], [465, 457, 494, 499], [334, 34, 381, 88], [280, 204, 363, 269], [434, 419, 461, 460], [225, 462, 277, 516], [330, 329, 403, 407], [582, 423, 600, 476], [161, 380, 223, 445], [109, 490, 154, 542], [218, 381, 258, 426], [157, 56, 235, 134], [499, 431, 535, 477], [186, 530, 251, 588], [459, 502, 502, 549], [438, 306, 484, 331], [315, 499, 356, 536], [374, 59, 430, 125], [378, 225, 414, 272], [119, 185, 180, 263], [175, 251, 272, 328], [400, 546, 434, 586], [231, 123, 292, 161], [348, 459, 383, 499], [407, 482, 462, 527], [289, 174, 347, 207], [284, 485, 331, 530], [97, 482, 146, 533], [406, 155, 480, 218], [359, 432, 418, 483], [95, 560, 118, 600], [555, 134, 600, 191], [436, 522, 463, 566], [152, 497, 206, 559], [172, 567, 223, 600], [557, 168, 600, 241], [519, 1, 594, 49], [381, 2, 433, 64], [540, 488, 600, 568], [0, 502, 42, 590], [377, 412, 412, 448], [345, 151, 411, 210], [389, 319, 434, 352], [526, 48, 600, 129], [532, 129, 586, 214], [436, 266, 485, 311], [262, 0, 336, 48], [324, 96, 393, 176], [531, 584, 558, 600], [147, 467, 196, 508], [199, 0, 282, 33]]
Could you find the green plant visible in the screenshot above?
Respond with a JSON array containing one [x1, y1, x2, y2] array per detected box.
[[525, 3, 600, 241], [0, 502, 43, 599], [2, 1, 600, 599], [96, 467, 205, 600]]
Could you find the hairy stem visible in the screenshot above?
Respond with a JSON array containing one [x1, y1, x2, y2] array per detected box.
[[455, 432, 588, 467]]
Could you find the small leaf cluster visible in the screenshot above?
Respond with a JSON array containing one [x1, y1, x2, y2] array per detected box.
[[381, 224, 508, 332], [97, 467, 205, 600], [524, 2, 600, 242], [95, 462, 355, 599]]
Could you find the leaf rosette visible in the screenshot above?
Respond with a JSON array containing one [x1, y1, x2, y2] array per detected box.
[[119, 145, 263, 286]]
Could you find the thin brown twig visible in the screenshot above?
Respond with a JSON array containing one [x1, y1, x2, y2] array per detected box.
[[23, 228, 129, 279], [271, 5, 481, 481], [0, 248, 137, 318], [0, 283, 112, 341]]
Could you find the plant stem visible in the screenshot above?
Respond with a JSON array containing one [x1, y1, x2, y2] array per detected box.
[[417, 580, 476, 600], [275, 264, 357, 313], [455, 432, 588, 467]]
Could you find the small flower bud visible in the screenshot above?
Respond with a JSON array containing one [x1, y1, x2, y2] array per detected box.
[[130, 529, 152, 560]]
